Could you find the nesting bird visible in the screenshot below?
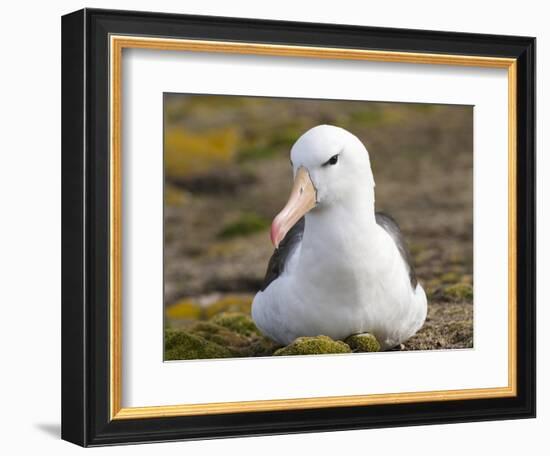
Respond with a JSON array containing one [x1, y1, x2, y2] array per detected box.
[[251, 125, 427, 350]]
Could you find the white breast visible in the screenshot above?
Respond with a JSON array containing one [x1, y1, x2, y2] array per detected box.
[[252, 222, 427, 349]]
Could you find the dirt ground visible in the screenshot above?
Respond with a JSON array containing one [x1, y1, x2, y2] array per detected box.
[[164, 95, 473, 355]]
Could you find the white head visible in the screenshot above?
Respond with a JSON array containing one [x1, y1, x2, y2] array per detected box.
[[291, 125, 375, 206], [270, 125, 376, 247]]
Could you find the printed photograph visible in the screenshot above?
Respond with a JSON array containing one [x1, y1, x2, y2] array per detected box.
[[163, 94, 473, 360]]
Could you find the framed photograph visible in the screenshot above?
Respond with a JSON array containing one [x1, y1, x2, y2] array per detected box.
[[61, 8, 536, 446]]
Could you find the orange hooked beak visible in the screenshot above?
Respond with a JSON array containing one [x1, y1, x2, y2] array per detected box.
[[270, 166, 317, 248]]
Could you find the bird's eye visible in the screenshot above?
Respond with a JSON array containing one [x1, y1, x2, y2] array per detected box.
[[290, 160, 294, 168], [323, 154, 339, 167]]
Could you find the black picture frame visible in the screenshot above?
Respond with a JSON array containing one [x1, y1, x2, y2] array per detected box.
[[62, 7, 536, 447]]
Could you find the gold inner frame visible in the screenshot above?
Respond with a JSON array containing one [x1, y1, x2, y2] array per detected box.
[[109, 35, 518, 420]]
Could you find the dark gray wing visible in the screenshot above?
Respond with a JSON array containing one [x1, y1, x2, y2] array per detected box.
[[260, 217, 305, 291], [375, 212, 418, 290]]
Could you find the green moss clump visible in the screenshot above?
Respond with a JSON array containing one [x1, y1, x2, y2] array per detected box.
[[210, 312, 261, 337], [444, 283, 474, 302], [274, 335, 352, 356], [189, 321, 250, 351], [164, 313, 280, 360], [243, 336, 280, 357], [164, 329, 234, 360], [217, 213, 269, 239], [345, 333, 381, 352]]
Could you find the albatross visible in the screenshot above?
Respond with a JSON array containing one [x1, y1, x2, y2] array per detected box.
[[251, 125, 427, 350]]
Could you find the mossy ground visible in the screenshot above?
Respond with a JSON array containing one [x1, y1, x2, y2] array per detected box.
[[165, 313, 383, 360], [274, 335, 352, 356], [346, 333, 381, 352], [165, 304, 474, 359], [164, 96, 474, 358], [403, 302, 473, 350], [166, 313, 280, 359], [165, 328, 235, 360], [210, 312, 261, 337]]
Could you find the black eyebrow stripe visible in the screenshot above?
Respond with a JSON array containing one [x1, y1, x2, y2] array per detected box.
[[322, 153, 339, 167]]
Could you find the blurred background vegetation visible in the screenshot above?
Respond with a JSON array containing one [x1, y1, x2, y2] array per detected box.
[[164, 94, 473, 356]]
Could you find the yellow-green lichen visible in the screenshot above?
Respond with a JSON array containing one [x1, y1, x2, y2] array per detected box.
[[165, 299, 202, 320], [165, 127, 239, 179], [274, 335, 352, 356], [345, 333, 381, 352]]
